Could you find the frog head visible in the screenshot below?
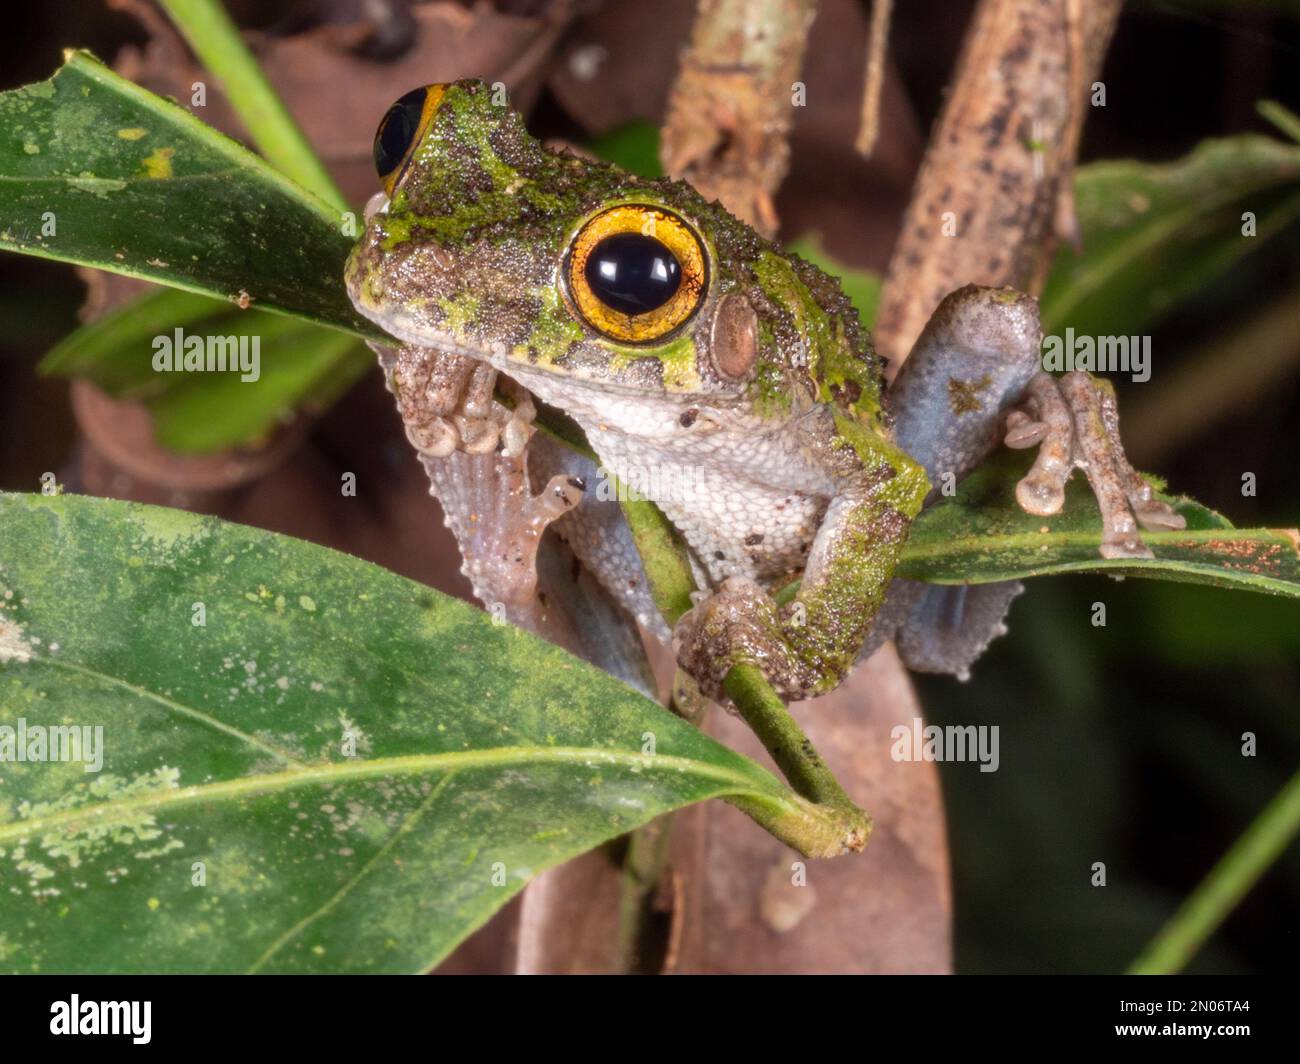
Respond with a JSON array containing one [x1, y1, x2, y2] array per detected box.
[[345, 80, 886, 433]]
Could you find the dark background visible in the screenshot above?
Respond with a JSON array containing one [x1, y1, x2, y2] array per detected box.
[[1, 0, 1296, 972]]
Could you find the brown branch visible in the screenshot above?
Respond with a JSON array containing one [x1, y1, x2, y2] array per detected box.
[[873, 0, 1123, 372], [660, 0, 819, 237], [854, 0, 894, 157]]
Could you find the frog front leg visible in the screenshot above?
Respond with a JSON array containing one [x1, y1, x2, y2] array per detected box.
[[387, 343, 533, 459], [375, 341, 583, 610], [674, 425, 930, 701]]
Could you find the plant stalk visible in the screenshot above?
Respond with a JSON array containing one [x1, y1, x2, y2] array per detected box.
[[1129, 765, 1300, 974], [157, 0, 347, 209]]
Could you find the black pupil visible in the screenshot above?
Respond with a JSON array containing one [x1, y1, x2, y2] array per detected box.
[[374, 87, 427, 179], [584, 233, 681, 315]]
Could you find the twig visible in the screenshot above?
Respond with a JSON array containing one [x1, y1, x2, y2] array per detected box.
[[660, 0, 818, 237], [854, 0, 893, 157], [873, 0, 1123, 371]]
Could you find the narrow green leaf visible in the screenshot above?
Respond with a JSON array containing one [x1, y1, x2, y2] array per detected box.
[[148, 324, 368, 453], [1041, 134, 1300, 336], [1257, 99, 1300, 146], [40, 288, 227, 389], [0, 50, 379, 339], [157, 0, 347, 209], [40, 286, 371, 453], [0, 492, 794, 973], [898, 453, 1300, 599]]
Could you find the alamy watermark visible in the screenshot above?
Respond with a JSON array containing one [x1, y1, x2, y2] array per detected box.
[[0, 717, 103, 772], [152, 327, 260, 382], [50, 996, 150, 1044], [890, 717, 999, 773], [593, 458, 726, 507], [1041, 328, 1151, 383]]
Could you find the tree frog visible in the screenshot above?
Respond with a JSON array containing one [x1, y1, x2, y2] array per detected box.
[[346, 80, 1183, 701]]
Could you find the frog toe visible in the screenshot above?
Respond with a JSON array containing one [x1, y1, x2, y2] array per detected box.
[[1008, 370, 1183, 560], [403, 415, 459, 458], [673, 577, 810, 701], [454, 415, 500, 454]]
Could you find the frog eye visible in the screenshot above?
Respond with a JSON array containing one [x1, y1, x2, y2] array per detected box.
[[565, 206, 708, 344], [373, 84, 445, 196]]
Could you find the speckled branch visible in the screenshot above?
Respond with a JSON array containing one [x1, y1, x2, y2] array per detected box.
[[873, 0, 1124, 371], [660, 0, 819, 238]]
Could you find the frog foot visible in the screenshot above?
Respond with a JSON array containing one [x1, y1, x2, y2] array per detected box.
[[390, 346, 534, 459], [672, 576, 811, 702], [434, 447, 585, 608], [1004, 371, 1185, 559]]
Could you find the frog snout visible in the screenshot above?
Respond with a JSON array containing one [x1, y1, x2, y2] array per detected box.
[[363, 191, 389, 222]]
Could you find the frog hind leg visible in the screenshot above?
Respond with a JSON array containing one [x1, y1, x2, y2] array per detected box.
[[893, 288, 1185, 557], [887, 284, 1047, 492], [879, 286, 1183, 679], [675, 461, 926, 702], [860, 578, 1025, 679]]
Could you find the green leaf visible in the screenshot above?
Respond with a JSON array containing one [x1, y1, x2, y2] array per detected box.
[[147, 322, 368, 453], [0, 50, 379, 340], [0, 491, 793, 973], [41, 288, 234, 392], [40, 287, 371, 452], [157, 0, 347, 208], [585, 121, 664, 179], [898, 453, 1300, 598], [1041, 134, 1300, 336]]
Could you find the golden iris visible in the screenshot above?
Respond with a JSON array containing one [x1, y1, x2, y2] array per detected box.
[[565, 206, 708, 343], [373, 84, 446, 196]]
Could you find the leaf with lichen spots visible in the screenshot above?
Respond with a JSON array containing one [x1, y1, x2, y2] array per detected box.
[[0, 50, 380, 339], [0, 492, 796, 974], [898, 452, 1300, 598]]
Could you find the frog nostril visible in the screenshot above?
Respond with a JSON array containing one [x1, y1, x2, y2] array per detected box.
[[363, 191, 390, 222]]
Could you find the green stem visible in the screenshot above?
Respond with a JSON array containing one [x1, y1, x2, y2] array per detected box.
[[725, 790, 871, 859], [157, 0, 347, 209], [724, 663, 871, 843], [619, 492, 699, 625], [1129, 765, 1300, 974], [617, 483, 871, 855], [1257, 100, 1300, 146]]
